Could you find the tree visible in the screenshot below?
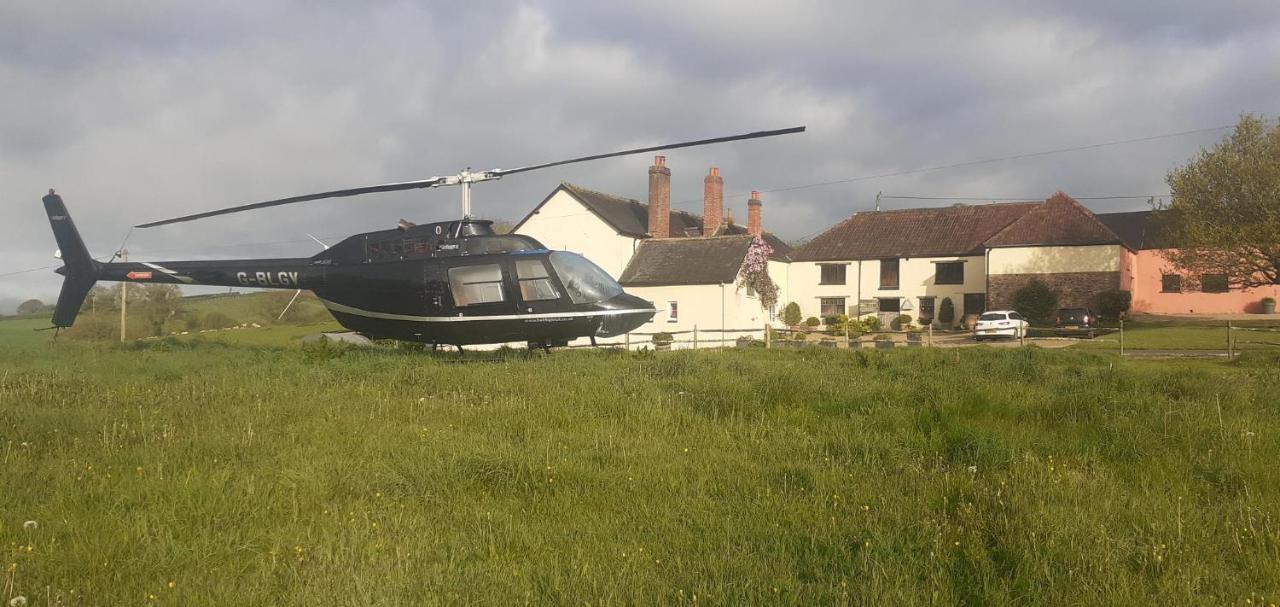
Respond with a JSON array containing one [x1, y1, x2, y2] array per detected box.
[[81, 286, 116, 314], [1012, 279, 1058, 324], [17, 299, 46, 315], [781, 302, 802, 326], [938, 297, 955, 326], [138, 284, 183, 336], [736, 236, 778, 312], [1159, 114, 1280, 289]]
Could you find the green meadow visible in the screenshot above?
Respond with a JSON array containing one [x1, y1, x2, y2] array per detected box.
[[2, 316, 1279, 605]]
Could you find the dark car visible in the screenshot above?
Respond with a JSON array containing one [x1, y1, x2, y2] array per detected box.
[[1054, 307, 1099, 338]]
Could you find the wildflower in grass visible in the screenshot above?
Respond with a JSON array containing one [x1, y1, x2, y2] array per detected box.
[[967, 465, 978, 474], [23, 521, 37, 531], [10, 596, 28, 607], [168, 581, 176, 589]]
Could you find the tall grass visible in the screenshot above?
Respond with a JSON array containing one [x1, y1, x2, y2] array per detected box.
[[1, 334, 1278, 604]]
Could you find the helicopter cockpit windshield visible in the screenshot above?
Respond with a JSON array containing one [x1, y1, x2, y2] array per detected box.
[[548, 252, 623, 305]]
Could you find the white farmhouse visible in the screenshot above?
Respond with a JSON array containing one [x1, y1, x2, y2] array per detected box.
[[786, 192, 1130, 327], [515, 156, 791, 347]]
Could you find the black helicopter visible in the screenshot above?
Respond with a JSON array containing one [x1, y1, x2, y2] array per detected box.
[[43, 126, 804, 348]]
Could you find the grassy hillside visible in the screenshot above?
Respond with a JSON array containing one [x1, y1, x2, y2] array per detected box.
[[2, 328, 1278, 604]]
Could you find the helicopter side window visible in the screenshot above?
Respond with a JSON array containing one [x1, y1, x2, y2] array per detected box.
[[515, 259, 559, 302], [448, 264, 506, 306]]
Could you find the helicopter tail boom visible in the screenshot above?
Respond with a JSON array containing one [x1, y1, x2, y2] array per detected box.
[[44, 192, 322, 328]]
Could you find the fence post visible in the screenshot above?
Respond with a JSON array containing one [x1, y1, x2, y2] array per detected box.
[[1227, 320, 1233, 359], [928, 322, 933, 347], [624, 332, 630, 351], [1119, 318, 1124, 356], [765, 323, 771, 349], [693, 325, 699, 350]]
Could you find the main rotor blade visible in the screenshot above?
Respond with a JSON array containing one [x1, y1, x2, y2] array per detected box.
[[488, 126, 806, 177], [135, 177, 450, 228]]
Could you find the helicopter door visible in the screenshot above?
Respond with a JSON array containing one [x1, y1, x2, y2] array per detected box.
[[446, 262, 516, 317], [513, 257, 565, 314]]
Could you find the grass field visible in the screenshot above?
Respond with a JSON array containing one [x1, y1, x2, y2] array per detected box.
[[3, 317, 1280, 605], [1071, 318, 1280, 352]]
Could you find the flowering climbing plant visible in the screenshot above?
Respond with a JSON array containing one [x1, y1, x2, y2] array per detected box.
[[737, 235, 778, 311]]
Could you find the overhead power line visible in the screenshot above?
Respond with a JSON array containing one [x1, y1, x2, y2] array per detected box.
[[674, 124, 1230, 206], [881, 194, 1167, 202], [0, 265, 56, 279]]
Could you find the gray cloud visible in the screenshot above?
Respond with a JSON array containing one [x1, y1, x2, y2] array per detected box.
[[2, 0, 1278, 311]]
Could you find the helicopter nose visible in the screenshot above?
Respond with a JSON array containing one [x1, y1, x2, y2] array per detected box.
[[596, 293, 656, 337]]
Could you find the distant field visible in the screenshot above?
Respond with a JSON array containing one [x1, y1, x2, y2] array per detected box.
[[3, 317, 1279, 605]]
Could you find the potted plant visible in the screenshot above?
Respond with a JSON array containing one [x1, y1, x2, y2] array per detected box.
[[906, 328, 924, 347], [1263, 297, 1277, 314], [652, 332, 674, 351], [874, 334, 894, 350]]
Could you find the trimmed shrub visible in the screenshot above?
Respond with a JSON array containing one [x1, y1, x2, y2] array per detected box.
[[938, 297, 955, 326], [863, 316, 881, 331], [782, 302, 802, 326], [804, 317, 821, 327], [1012, 279, 1058, 324], [1092, 289, 1132, 320], [892, 314, 912, 331]]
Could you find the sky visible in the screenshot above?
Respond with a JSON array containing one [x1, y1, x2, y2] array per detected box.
[[2, 1, 1278, 313]]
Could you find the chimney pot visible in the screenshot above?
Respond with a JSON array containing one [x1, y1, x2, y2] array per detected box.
[[703, 167, 724, 237], [747, 191, 763, 236], [648, 156, 672, 238]]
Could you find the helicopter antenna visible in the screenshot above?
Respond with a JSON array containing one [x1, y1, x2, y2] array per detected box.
[[135, 126, 805, 228]]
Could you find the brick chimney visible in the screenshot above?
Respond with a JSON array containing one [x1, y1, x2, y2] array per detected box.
[[747, 190, 763, 236], [702, 167, 723, 237], [647, 155, 671, 239]]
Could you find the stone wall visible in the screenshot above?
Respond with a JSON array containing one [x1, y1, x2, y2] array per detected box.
[[988, 271, 1121, 310]]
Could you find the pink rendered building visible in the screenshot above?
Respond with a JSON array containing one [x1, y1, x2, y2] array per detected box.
[[1101, 211, 1280, 315]]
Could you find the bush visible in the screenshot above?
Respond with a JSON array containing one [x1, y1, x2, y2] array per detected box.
[[938, 297, 955, 326], [201, 312, 237, 330], [892, 314, 912, 331], [1092, 289, 1132, 320], [863, 316, 881, 331], [804, 317, 821, 327], [843, 317, 867, 334], [1012, 279, 1058, 324], [1263, 297, 1276, 305], [782, 302, 802, 326], [651, 332, 673, 345]]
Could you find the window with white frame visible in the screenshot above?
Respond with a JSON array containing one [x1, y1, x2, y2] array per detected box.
[[667, 301, 679, 323]]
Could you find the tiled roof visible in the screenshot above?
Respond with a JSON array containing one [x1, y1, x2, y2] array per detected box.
[[560, 183, 701, 239], [984, 192, 1124, 248], [790, 201, 1037, 261], [1096, 210, 1170, 250], [517, 183, 792, 258], [619, 235, 755, 286]]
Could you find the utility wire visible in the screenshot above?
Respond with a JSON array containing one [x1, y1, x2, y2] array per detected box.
[[0, 265, 56, 279], [674, 124, 1229, 206], [881, 194, 1167, 202]]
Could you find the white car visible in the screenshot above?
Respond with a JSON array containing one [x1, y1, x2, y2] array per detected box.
[[973, 310, 1029, 340]]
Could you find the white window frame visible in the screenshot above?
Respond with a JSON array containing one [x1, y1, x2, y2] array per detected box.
[[667, 301, 679, 323]]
